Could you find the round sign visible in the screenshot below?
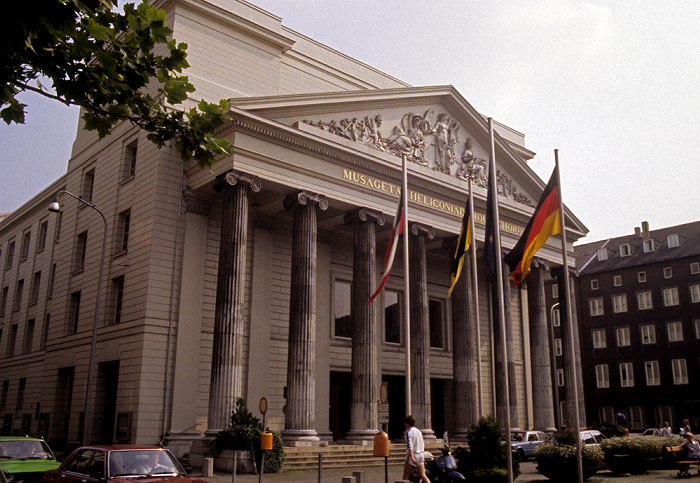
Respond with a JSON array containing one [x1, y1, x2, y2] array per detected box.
[[259, 397, 268, 415], [380, 382, 389, 404]]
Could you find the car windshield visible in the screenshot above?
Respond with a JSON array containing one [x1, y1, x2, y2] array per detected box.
[[511, 432, 526, 442], [108, 450, 182, 477], [0, 441, 54, 460]]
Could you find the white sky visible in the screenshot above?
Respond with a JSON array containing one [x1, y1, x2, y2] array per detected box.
[[1, 0, 698, 243]]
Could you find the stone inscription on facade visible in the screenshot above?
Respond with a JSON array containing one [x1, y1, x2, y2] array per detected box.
[[304, 111, 534, 207]]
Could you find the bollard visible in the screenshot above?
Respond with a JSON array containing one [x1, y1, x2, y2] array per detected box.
[[352, 470, 364, 483], [202, 458, 214, 477]]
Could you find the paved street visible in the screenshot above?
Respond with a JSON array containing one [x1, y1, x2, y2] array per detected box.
[[197, 460, 688, 482]]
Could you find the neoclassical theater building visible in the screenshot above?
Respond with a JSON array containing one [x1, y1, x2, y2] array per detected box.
[[0, 0, 588, 453]]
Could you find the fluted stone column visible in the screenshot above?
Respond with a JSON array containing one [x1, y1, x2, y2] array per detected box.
[[345, 208, 385, 443], [444, 237, 478, 441], [282, 191, 328, 446], [206, 171, 261, 434], [527, 260, 557, 432], [409, 223, 435, 439], [492, 259, 518, 430]]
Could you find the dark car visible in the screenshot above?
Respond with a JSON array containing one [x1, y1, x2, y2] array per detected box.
[[0, 437, 60, 483], [43, 446, 205, 483]]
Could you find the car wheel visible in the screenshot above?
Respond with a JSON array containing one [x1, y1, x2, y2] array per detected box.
[[516, 449, 525, 461]]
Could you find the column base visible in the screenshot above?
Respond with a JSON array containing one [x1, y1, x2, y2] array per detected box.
[[163, 428, 202, 460], [421, 428, 437, 441], [282, 429, 320, 447], [344, 430, 379, 445], [449, 430, 469, 442]]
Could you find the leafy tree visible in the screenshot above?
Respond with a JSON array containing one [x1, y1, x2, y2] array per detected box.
[[1, 0, 231, 168]]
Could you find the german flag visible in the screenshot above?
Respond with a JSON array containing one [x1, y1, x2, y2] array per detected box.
[[447, 200, 472, 296], [504, 167, 560, 286]]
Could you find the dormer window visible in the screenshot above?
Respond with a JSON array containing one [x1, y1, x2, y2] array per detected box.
[[667, 234, 679, 248], [643, 239, 654, 252], [620, 244, 631, 257], [597, 248, 608, 261]]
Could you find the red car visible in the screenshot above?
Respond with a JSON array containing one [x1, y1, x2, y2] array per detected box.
[[43, 446, 206, 483]]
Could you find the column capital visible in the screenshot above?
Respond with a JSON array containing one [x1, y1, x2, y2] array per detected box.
[[212, 170, 262, 192], [344, 207, 385, 226], [531, 257, 551, 271], [410, 222, 435, 239], [283, 191, 329, 211], [551, 265, 579, 278]]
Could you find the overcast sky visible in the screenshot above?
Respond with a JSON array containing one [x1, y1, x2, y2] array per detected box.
[[1, 0, 698, 243]]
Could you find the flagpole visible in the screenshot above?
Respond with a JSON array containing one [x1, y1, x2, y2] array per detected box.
[[402, 154, 412, 416], [555, 149, 583, 483], [468, 175, 483, 417], [488, 118, 513, 483]]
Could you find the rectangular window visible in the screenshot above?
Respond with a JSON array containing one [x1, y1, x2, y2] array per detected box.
[[7, 325, 18, 357], [557, 368, 565, 387], [620, 244, 631, 257], [643, 239, 654, 252], [41, 314, 50, 350], [637, 291, 653, 310], [47, 264, 56, 298], [333, 280, 351, 339], [590, 279, 599, 290], [668, 234, 680, 248], [23, 319, 34, 354], [599, 406, 615, 423], [554, 338, 562, 356], [54, 211, 62, 243], [620, 362, 634, 387], [384, 290, 401, 344], [672, 359, 688, 385], [0, 381, 7, 411], [628, 406, 645, 430], [73, 231, 87, 273], [638, 271, 647, 283], [113, 277, 125, 325], [552, 284, 559, 299], [691, 262, 700, 275], [664, 287, 679, 306], [667, 321, 683, 342], [597, 248, 608, 261], [123, 141, 138, 179], [0, 286, 7, 317], [36, 220, 48, 252], [595, 364, 609, 388], [589, 298, 604, 316], [641, 324, 656, 344], [69, 291, 81, 334], [29, 271, 41, 305], [592, 329, 606, 349], [116, 209, 131, 253], [552, 308, 561, 327], [5, 241, 14, 269], [645, 360, 660, 386], [13, 279, 24, 311], [695, 319, 700, 340], [690, 284, 700, 303], [429, 299, 444, 349], [613, 275, 622, 287], [616, 327, 630, 347], [664, 267, 673, 279], [612, 294, 627, 313], [82, 168, 95, 202], [20, 231, 31, 261]]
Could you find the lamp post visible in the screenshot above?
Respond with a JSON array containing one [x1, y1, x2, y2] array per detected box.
[[49, 190, 107, 446]]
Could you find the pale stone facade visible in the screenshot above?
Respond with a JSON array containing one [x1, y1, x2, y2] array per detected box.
[[0, 0, 587, 457]]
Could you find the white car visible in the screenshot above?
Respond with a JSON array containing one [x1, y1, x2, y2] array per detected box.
[[503, 430, 549, 461]]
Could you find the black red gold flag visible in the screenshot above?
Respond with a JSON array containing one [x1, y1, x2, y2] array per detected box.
[[447, 201, 472, 296]]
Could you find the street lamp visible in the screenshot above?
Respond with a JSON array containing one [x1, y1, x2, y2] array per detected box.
[[49, 190, 107, 446]]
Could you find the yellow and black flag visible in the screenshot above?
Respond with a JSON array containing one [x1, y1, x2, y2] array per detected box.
[[448, 200, 472, 296], [504, 166, 561, 286]]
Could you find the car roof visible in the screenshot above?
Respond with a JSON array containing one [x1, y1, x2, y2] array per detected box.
[[71, 445, 167, 451], [0, 436, 47, 442]]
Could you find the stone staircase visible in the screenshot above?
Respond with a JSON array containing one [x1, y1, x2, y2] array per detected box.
[[282, 442, 445, 471]]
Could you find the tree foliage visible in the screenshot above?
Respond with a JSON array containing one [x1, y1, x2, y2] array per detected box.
[[1, 0, 231, 167]]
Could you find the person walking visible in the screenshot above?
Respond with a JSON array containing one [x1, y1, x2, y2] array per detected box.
[[681, 419, 692, 436], [663, 422, 673, 437], [403, 415, 430, 483]]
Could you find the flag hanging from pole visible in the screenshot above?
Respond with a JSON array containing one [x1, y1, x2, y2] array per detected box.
[[504, 166, 561, 286], [448, 200, 472, 296], [483, 167, 497, 276], [367, 191, 404, 305]]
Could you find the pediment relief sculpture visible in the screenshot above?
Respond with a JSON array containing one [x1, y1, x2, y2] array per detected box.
[[302, 110, 533, 207]]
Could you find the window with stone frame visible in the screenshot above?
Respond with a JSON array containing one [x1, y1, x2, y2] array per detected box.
[[383, 290, 401, 344], [595, 364, 609, 388], [619, 362, 634, 387], [641, 324, 656, 344], [637, 290, 653, 310], [644, 360, 660, 386], [333, 280, 351, 339], [672, 359, 688, 385], [663, 287, 679, 307]]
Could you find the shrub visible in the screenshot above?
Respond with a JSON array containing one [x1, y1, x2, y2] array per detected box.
[[535, 440, 603, 481], [601, 435, 684, 474], [455, 415, 519, 482], [590, 421, 626, 438]]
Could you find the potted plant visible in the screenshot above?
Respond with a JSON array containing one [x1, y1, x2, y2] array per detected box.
[[534, 432, 603, 481]]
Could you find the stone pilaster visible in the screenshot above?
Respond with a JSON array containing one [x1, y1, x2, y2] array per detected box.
[[409, 222, 435, 439], [206, 171, 261, 434], [344, 208, 385, 444], [282, 191, 328, 446]]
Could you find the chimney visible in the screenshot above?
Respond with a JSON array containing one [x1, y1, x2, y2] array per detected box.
[[642, 221, 650, 238], [635, 227, 641, 236]]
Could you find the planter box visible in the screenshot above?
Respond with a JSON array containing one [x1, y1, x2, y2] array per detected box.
[[215, 449, 256, 474]]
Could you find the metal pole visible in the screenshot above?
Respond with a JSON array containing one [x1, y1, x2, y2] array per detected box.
[[554, 150, 583, 483], [468, 176, 484, 417], [258, 452, 265, 483], [318, 453, 323, 483], [401, 154, 412, 415]]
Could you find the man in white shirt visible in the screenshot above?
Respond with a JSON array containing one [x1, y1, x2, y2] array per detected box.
[[402, 415, 430, 483]]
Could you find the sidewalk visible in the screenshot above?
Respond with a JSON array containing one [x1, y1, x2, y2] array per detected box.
[[196, 461, 682, 482]]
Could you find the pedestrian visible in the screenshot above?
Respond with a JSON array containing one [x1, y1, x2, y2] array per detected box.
[[403, 415, 430, 483], [663, 421, 673, 437], [681, 419, 692, 436], [653, 423, 664, 437], [682, 433, 700, 460]]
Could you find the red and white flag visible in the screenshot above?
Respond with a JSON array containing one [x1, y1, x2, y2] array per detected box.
[[367, 191, 404, 305]]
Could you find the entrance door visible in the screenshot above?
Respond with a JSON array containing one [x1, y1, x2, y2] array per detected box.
[[382, 375, 406, 441], [431, 379, 445, 438], [329, 372, 351, 441], [97, 361, 119, 444]]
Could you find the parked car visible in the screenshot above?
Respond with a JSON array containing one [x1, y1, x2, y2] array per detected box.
[[0, 437, 60, 483], [543, 429, 607, 446], [43, 446, 206, 483], [502, 430, 549, 461]]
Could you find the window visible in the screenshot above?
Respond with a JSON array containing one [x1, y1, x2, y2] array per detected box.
[[667, 321, 683, 342], [691, 262, 700, 275], [23, 319, 34, 354], [116, 209, 131, 254], [592, 329, 606, 349], [589, 298, 604, 316], [597, 248, 608, 261], [69, 291, 81, 334], [557, 368, 565, 387], [613, 275, 622, 287], [599, 407, 615, 423], [643, 239, 654, 252], [663, 287, 679, 306], [47, 264, 56, 298], [667, 234, 680, 248], [5, 240, 14, 269], [0, 381, 7, 411], [123, 141, 138, 179], [554, 338, 562, 356], [690, 284, 700, 303], [82, 168, 95, 202], [641, 324, 656, 344], [620, 244, 631, 257], [384, 290, 401, 344], [595, 365, 609, 388], [619, 362, 634, 387], [552, 284, 559, 299], [672, 359, 688, 385], [74, 231, 87, 273], [13, 279, 24, 311], [36, 220, 48, 252], [638, 271, 647, 283], [333, 280, 351, 339], [429, 299, 444, 349], [695, 319, 700, 339], [41, 314, 50, 349], [7, 325, 18, 357], [0, 287, 7, 317], [590, 279, 599, 290], [616, 327, 630, 347], [552, 308, 561, 327], [54, 211, 62, 242], [29, 271, 41, 305], [612, 294, 627, 313], [645, 360, 660, 386], [664, 267, 673, 279], [628, 406, 645, 431], [20, 231, 31, 261], [112, 277, 125, 325], [637, 291, 653, 310]]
